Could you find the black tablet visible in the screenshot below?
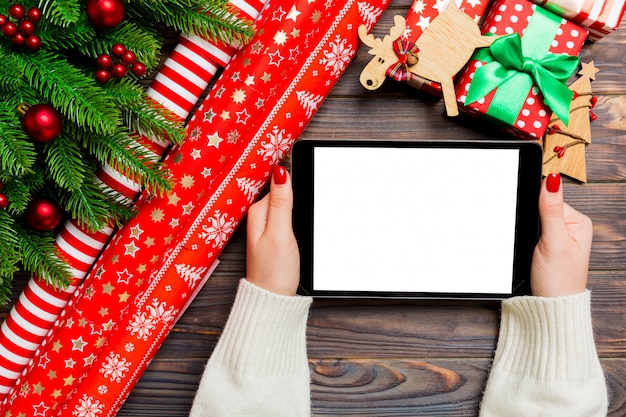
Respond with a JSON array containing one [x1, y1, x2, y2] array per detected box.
[[291, 139, 543, 299]]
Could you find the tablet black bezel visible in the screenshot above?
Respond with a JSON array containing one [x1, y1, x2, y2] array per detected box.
[[291, 139, 542, 300]]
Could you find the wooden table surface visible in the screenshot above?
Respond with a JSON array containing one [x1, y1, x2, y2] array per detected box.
[[5, 1, 626, 415]]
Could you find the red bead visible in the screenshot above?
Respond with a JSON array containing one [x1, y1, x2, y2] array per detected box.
[[11, 32, 24, 46], [131, 62, 146, 77], [590, 96, 598, 108], [110, 63, 127, 78], [26, 7, 41, 23], [96, 53, 112, 68], [86, 0, 125, 29], [111, 43, 125, 57], [0, 194, 8, 209], [589, 110, 597, 121], [25, 197, 62, 232], [121, 50, 136, 65], [572, 90, 579, 100], [22, 103, 62, 142], [24, 34, 40, 50], [8, 4, 25, 20], [0, 14, 7, 27], [18, 20, 35, 36], [2, 22, 17, 37], [95, 68, 111, 83], [557, 148, 566, 158], [553, 146, 563, 153]]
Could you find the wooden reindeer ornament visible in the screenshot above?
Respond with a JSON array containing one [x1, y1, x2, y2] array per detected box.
[[358, 2, 497, 117], [542, 61, 599, 182]]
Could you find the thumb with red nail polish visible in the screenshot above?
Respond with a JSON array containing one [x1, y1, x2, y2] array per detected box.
[[531, 173, 593, 297]]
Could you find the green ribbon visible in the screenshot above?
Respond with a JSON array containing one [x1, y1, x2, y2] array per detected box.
[[464, 7, 580, 127]]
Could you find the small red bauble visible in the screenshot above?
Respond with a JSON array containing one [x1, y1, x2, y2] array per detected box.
[[18, 20, 35, 36], [86, 0, 125, 29], [8, 4, 25, 20], [131, 62, 146, 77], [121, 50, 136, 65], [2, 22, 17, 36], [26, 7, 41, 23], [22, 103, 62, 142], [0, 14, 7, 27], [111, 43, 125, 57], [24, 34, 40, 50], [0, 194, 8, 210], [96, 53, 112, 68], [25, 197, 62, 232], [110, 63, 126, 78], [95, 68, 111, 83], [11, 32, 24, 46]]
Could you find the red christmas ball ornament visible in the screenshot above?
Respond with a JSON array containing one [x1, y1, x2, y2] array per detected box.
[[111, 43, 125, 57], [2, 21, 17, 36], [18, 20, 35, 36], [22, 103, 62, 142], [86, 0, 125, 29], [0, 14, 7, 27], [26, 7, 41, 23], [25, 197, 62, 231], [96, 53, 112, 68], [0, 194, 8, 209], [110, 62, 126, 78], [131, 62, 146, 77], [121, 50, 136, 65], [24, 34, 40, 50], [11, 32, 24, 46], [8, 4, 25, 20], [95, 68, 111, 83]]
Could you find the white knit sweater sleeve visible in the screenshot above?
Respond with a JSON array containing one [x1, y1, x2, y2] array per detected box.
[[189, 279, 313, 417], [479, 290, 608, 417]]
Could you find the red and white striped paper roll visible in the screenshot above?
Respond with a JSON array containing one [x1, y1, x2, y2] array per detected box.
[[0, 0, 266, 401]]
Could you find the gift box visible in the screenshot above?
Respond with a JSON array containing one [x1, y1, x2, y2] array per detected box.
[[533, 0, 625, 41], [455, 0, 588, 139], [401, 0, 490, 95]]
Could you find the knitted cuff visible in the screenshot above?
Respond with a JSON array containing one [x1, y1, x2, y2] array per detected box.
[[210, 279, 313, 377], [493, 290, 602, 382]]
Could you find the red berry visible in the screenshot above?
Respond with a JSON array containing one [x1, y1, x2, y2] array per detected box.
[[11, 32, 24, 46], [24, 34, 40, 50], [590, 95, 598, 108], [111, 43, 125, 57], [2, 22, 17, 37], [96, 53, 112, 68], [557, 148, 566, 158], [27, 7, 41, 23], [131, 62, 146, 77], [553, 146, 563, 153], [0, 194, 8, 210], [95, 68, 111, 83], [110, 63, 127, 78], [18, 20, 35, 36], [121, 50, 136, 65], [8, 4, 25, 20], [589, 110, 597, 121], [0, 14, 7, 27]]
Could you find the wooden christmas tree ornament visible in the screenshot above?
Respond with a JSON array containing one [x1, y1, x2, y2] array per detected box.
[[358, 2, 497, 117], [542, 61, 599, 183]]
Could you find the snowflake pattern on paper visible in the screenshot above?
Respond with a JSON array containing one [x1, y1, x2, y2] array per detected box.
[[99, 352, 131, 383], [257, 125, 292, 165], [127, 299, 177, 341], [319, 35, 354, 77], [72, 394, 104, 417], [198, 210, 236, 249]]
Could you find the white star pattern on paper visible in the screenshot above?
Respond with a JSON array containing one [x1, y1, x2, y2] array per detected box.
[[190, 149, 202, 160], [201, 167, 212, 178], [116, 268, 133, 285], [286, 5, 301, 21], [207, 133, 222, 148], [274, 30, 288, 45], [236, 108, 251, 124], [124, 242, 139, 257], [231, 88, 246, 104], [268, 50, 284, 67], [416, 15, 431, 31], [465, 0, 481, 7], [413, 0, 426, 13]]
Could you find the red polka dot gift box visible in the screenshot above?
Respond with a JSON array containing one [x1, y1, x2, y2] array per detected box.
[[455, 0, 588, 140]]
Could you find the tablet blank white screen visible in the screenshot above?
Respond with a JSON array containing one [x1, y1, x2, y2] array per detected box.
[[312, 146, 520, 294]]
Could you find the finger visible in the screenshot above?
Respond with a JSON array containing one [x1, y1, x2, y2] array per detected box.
[[265, 165, 294, 237], [246, 193, 270, 243], [538, 173, 568, 242]]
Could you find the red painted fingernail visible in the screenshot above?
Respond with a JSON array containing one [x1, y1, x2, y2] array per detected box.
[[273, 165, 287, 185], [546, 173, 561, 193]]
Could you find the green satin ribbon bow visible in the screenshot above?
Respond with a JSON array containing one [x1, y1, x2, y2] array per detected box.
[[465, 33, 580, 126]]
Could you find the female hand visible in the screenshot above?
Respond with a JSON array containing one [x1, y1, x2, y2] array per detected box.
[[531, 173, 593, 297], [245, 165, 300, 296]]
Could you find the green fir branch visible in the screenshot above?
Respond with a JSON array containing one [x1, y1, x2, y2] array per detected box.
[[16, 49, 121, 135], [0, 170, 45, 214], [37, 0, 82, 27], [56, 175, 135, 231], [38, 13, 97, 51], [14, 220, 72, 290], [42, 133, 88, 191], [123, 92, 186, 145], [0, 47, 24, 91], [0, 104, 37, 177], [0, 211, 20, 303]]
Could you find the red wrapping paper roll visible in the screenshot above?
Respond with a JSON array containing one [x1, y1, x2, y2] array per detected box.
[[60, 0, 389, 415], [0, 0, 266, 408]]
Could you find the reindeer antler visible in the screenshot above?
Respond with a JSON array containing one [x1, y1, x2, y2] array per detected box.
[[383, 15, 407, 47], [358, 24, 384, 55]]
